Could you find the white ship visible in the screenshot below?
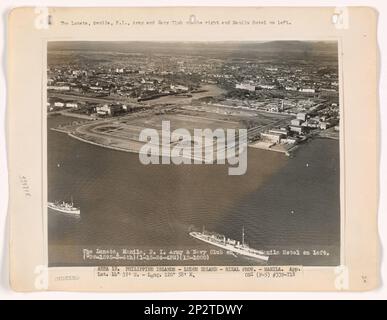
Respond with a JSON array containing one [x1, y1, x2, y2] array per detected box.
[[190, 227, 269, 262], [48, 197, 80, 215]]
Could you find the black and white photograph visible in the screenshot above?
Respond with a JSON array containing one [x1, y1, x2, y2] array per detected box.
[[46, 40, 341, 267], [3, 3, 384, 297]]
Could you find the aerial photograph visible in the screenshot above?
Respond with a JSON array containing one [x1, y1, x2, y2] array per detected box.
[[46, 41, 340, 267]]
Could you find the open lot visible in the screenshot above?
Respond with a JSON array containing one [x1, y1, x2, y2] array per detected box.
[[56, 105, 293, 155]]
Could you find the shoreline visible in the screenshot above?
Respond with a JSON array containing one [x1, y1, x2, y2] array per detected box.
[[50, 114, 339, 160], [56, 128, 301, 159], [68, 132, 143, 154], [67, 132, 241, 163]]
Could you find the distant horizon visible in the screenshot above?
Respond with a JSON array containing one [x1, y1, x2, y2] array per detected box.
[[48, 40, 338, 60], [48, 40, 337, 48]]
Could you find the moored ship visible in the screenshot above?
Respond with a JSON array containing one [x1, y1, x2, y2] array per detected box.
[[189, 227, 269, 262], [48, 198, 80, 215]]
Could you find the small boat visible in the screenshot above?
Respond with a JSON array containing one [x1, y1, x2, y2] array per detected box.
[[48, 197, 80, 215]]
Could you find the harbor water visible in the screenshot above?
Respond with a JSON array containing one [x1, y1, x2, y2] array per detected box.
[[48, 115, 340, 267]]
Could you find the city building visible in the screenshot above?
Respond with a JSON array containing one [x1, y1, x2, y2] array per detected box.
[[170, 84, 189, 92], [65, 103, 78, 109], [299, 88, 316, 93], [291, 119, 303, 126], [96, 103, 123, 116], [283, 137, 298, 144], [48, 85, 70, 91], [54, 102, 65, 108], [258, 84, 276, 90], [269, 128, 288, 137], [235, 83, 256, 92], [320, 122, 329, 130], [303, 119, 319, 128], [89, 86, 103, 91], [296, 113, 307, 121], [260, 132, 283, 144], [289, 125, 306, 134]]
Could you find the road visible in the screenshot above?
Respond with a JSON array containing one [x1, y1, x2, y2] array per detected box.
[[48, 84, 224, 107], [48, 92, 139, 105]]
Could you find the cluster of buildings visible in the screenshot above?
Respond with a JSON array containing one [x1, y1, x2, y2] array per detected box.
[[47, 54, 214, 104], [260, 128, 298, 145], [259, 108, 339, 147], [48, 51, 338, 104], [47, 101, 78, 110], [290, 112, 337, 131], [47, 49, 339, 126], [235, 81, 317, 93], [47, 97, 134, 117], [95, 103, 127, 116], [221, 59, 338, 95]]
